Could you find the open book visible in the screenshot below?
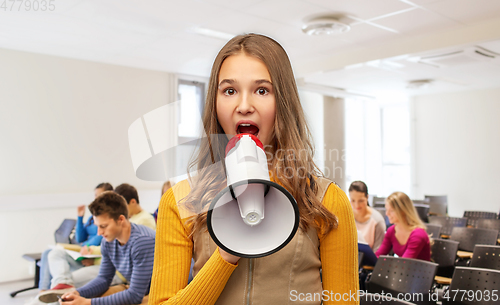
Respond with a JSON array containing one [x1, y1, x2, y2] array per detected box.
[[64, 249, 101, 261], [52, 243, 101, 261]]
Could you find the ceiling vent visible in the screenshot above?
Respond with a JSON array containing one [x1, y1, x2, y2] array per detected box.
[[418, 46, 498, 67], [302, 16, 351, 36], [407, 79, 433, 89]]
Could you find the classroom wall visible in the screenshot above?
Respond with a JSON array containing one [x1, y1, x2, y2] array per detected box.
[[411, 87, 500, 217], [0, 48, 176, 282]]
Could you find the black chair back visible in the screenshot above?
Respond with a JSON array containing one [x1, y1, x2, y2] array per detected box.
[[54, 219, 77, 244], [463, 210, 498, 227], [450, 227, 499, 252], [431, 239, 459, 278], [425, 224, 441, 239], [360, 292, 417, 304], [414, 204, 430, 223], [424, 195, 448, 216], [470, 245, 500, 271], [428, 216, 467, 236], [373, 196, 386, 208], [366, 256, 437, 305], [475, 218, 500, 239], [443, 267, 500, 305]]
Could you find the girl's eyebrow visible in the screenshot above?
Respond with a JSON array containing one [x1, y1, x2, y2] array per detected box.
[[219, 79, 235, 87], [255, 79, 273, 86], [218, 79, 273, 87]]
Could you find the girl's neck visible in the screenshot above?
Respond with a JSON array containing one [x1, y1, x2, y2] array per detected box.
[[395, 222, 414, 232], [354, 206, 371, 223]]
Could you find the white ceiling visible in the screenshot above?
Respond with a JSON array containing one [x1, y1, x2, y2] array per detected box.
[[1, 0, 500, 97]]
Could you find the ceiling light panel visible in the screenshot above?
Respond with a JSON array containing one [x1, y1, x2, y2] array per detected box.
[[424, 0, 500, 25], [303, 0, 413, 20], [373, 6, 458, 35], [244, 0, 327, 27]]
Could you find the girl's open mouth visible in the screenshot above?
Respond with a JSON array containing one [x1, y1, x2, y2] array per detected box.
[[237, 123, 259, 137]]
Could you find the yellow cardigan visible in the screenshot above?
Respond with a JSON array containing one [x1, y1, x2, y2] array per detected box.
[[149, 180, 359, 304]]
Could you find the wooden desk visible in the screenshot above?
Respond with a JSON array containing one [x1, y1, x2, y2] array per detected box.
[[362, 265, 374, 271], [457, 250, 473, 259], [440, 234, 450, 239], [434, 276, 452, 285]]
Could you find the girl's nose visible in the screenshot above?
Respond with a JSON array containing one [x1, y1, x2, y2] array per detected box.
[[237, 93, 254, 114]]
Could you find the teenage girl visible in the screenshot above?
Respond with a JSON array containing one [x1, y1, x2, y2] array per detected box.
[[149, 34, 359, 305], [376, 191, 431, 261]]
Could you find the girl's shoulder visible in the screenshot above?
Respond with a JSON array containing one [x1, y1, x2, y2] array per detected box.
[[160, 180, 191, 205], [319, 178, 351, 212], [410, 227, 429, 239]]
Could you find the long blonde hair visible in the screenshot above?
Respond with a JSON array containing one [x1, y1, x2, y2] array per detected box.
[[386, 192, 426, 230], [183, 34, 338, 236]]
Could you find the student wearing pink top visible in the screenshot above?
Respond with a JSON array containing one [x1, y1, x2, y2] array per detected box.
[[375, 191, 431, 261]]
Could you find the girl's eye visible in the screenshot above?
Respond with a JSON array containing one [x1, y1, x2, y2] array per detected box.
[[257, 87, 269, 95], [223, 88, 236, 96]]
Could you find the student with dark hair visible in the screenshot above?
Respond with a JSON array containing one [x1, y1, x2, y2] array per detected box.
[[48, 191, 156, 304], [37, 183, 111, 297], [348, 181, 386, 251], [115, 183, 156, 230]]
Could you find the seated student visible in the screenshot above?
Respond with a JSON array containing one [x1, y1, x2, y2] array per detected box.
[[375, 191, 431, 261], [42, 191, 156, 304], [55, 183, 158, 290], [115, 183, 156, 230], [349, 181, 386, 252], [38, 183, 112, 293]]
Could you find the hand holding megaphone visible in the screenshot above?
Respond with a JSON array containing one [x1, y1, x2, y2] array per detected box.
[[207, 134, 300, 258]]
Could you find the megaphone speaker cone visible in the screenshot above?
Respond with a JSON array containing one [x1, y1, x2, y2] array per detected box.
[[207, 179, 299, 258]]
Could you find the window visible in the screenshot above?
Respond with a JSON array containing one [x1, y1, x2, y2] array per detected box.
[[380, 104, 411, 196], [177, 80, 205, 140], [174, 79, 206, 182], [345, 98, 382, 197], [345, 98, 411, 199]]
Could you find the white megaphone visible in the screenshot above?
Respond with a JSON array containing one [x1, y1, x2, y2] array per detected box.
[[207, 134, 299, 258]]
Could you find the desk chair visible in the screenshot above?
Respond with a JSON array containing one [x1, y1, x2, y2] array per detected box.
[[372, 196, 386, 208], [475, 218, 500, 240], [463, 210, 498, 227], [431, 239, 459, 279], [442, 267, 500, 305], [10, 219, 77, 298], [469, 245, 500, 271], [450, 227, 498, 252], [365, 256, 438, 305], [428, 216, 467, 237], [425, 224, 441, 239], [424, 195, 447, 217], [414, 203, 430, 223]]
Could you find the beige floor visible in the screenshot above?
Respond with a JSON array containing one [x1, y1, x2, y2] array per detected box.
[[0, 279, 56, 305]]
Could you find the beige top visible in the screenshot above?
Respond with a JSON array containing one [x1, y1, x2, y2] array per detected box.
[[130, 209, 156, 231], [355, 207, 386, 252]]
